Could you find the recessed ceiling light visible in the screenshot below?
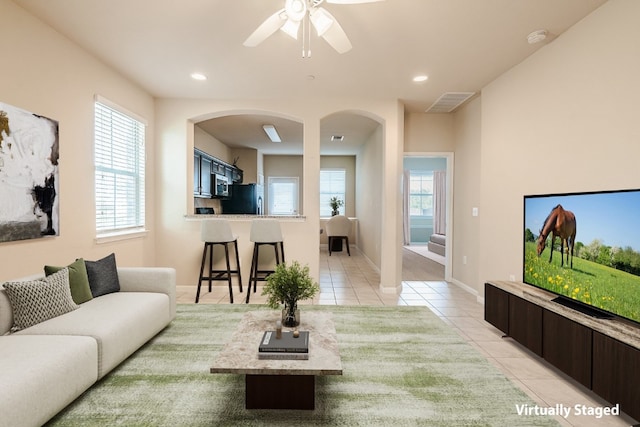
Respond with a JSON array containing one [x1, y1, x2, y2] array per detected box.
[[190, 73, 207, 81], [413, 75, 428, 83], [331, 135, 344, 142]]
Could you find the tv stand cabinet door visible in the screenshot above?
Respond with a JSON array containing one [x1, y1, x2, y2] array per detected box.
[[592, 331, 640, 420], [508, 295, 543, 356], [484, 283, 509, 334], [542, 310, 592, 388]]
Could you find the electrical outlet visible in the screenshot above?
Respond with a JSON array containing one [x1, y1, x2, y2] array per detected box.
[[463, 256, 467, 265], [509, 274, 516, 281], [472, 207, 479, 217]]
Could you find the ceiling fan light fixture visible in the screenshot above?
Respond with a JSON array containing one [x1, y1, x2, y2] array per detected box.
[[281, 19, 301, 39], [310, 8, 334, 36], [285, 0, 307, 21], [263, 124, 282, 142]]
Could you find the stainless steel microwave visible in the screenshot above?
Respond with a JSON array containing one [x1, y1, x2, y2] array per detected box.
[[213, 174, 229, 197]]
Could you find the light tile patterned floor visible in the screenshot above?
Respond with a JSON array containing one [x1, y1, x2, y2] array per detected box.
[[176, 247, 637, 427]]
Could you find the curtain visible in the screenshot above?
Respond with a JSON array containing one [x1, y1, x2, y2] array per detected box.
[[402, 170, 411, 245], [433, 170, 446, 235]]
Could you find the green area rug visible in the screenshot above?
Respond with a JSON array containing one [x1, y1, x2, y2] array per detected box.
[[46, 305, 558, 426]]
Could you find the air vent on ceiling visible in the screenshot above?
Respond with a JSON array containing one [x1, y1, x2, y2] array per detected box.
[[331, 135, 344, 142], [426, 92, 476, 113]]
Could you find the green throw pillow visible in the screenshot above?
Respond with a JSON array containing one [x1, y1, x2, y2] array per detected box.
[[44, 258, 93, 304]]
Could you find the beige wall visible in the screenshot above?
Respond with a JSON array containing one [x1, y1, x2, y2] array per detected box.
[[155, 101, 403, 290], [476, 0, 640, 294], [405, 113, 455, 152], [356, 125, 384, 270], [451, 97, 482, 291], [6, 0, 632, 299], [194, 126, 232, 162], [0, 1, 155, 282]]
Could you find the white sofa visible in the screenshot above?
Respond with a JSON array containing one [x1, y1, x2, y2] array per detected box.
[[0, 267, 176, 427]]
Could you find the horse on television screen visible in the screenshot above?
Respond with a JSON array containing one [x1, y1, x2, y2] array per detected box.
[[536, 204, 577, 268]]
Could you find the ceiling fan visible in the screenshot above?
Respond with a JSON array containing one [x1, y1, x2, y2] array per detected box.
[[244, 0, 383, 56]]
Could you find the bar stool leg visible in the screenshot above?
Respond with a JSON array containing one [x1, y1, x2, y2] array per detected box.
[[208, 242, 213, 292], [247, 243, 259, 303], [233, 239, 243, 293], [223, 242, 234, 304], [195, 242, 209, 303], [280, 241, 285, 263]]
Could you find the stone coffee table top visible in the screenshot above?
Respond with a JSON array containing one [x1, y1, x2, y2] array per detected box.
[[210, 310, 343, 376]]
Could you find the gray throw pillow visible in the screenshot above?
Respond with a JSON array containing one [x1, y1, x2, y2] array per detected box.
[[84, 253, 120, 297], [3, 268, 79, 332]]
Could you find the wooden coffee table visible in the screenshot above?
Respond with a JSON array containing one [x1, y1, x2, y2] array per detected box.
[[210, 310, 342, 410]]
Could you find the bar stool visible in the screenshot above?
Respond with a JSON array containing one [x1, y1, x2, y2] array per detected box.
[[196, 219, 242, 303], [246, 219, 284, 303]]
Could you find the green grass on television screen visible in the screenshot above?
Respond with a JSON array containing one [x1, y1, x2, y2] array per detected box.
[[524, 241, 640, 324]]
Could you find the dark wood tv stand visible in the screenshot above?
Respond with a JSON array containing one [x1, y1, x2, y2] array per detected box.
[[484, 281, 640, 421]]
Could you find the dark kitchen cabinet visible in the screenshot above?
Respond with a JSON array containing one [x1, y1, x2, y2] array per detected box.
[[194, 149, 242, 197], [194, 150, 212, 198]]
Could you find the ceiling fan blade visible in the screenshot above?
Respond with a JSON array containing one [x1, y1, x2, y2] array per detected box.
[[325, 0, 384, 4], [243, 8, 287, 47], [316, 8, 352, 53]]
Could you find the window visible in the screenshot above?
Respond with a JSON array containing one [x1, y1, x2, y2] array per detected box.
[[268, 177, 299, 215], [409, 171, 433, 216], [320, 169, 346, 217], [94, 97, 146, 236]]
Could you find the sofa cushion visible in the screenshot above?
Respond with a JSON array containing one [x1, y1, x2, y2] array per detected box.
[[44, 258, 93, 304], [85, 253, 120, 297], [17, 291, 171, 378], [0, 335, 98, 427], [2, 268, 79, 333]]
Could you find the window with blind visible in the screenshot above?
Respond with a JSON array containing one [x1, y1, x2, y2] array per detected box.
[[320, 169, 346, 217], [94, 98, 146, 236], [409, 171, 434, 216], [267, 177, 299, 215]]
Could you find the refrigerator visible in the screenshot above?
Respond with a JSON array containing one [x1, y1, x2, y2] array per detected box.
[[221, 184, 264, 215]]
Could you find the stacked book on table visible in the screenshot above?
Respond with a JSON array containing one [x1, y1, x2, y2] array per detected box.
[[258, 330, 309, 360]]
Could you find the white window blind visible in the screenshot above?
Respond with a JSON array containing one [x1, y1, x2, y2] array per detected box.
[[94, 100, 146, 235], [268, 177, 299, 215], [320, 169, 346, 217]]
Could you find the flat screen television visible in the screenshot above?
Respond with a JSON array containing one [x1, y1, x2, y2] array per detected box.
[[523, 189, 640, 325]]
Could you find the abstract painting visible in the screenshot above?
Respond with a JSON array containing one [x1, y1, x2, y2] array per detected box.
[[0, 101, 59, 243]]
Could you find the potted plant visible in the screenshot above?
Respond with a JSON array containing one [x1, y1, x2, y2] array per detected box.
[[262, 261, 320, 327], [329, 197, 344, 216]]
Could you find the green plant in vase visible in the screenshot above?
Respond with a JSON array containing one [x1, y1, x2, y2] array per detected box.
[[329, 197, 344, 216], [262, 261, 320, 327]]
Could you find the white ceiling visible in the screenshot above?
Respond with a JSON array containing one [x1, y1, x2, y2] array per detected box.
[[13, 0, 607, 154]]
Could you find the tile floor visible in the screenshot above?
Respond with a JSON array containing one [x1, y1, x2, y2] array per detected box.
[[176, 247, 637, 427]]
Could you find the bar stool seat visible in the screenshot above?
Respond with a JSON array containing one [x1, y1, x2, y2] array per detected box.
[[196, 219, 242, 303], [247, 219, 284, 303]]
